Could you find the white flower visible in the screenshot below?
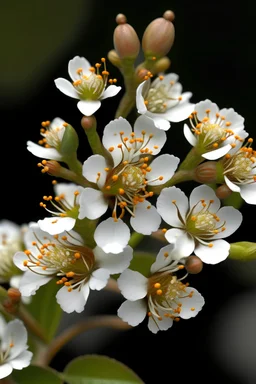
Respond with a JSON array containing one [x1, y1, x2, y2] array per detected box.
[[117, 244, 204, 333], [222, 138, 256, 204], [54, 56, 121, 116], [13, 220, 132, 313], [0, 315, 33, 379], [78, 115, 180, 235], [184, 99, 247, 160], [38, 182, 84, 235], [27, 118, 67, 161], [0, 220, 24, 284], [156, 184, 243, 264], [136, 74, 194, 131]]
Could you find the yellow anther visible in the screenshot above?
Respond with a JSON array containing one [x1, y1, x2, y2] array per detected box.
[[205, 109, 211, 113], [156, 289, 163, 295], [108, 146, 115, 152], [164, 252, 169, 257], [66, 272, 75, 278], [154, 283, 161, 289], [213, 143, 218, 148], [190, 307, 195, 311], [191, 216, 196, 221], [162, 228, 167, 233], [23, 260, 28, 266], [112, 175, 118, 181], [118, 188, 125, 195], [208, 243, 213, 248], [76, 67, 83, 74], [74, 253, 81, 259]]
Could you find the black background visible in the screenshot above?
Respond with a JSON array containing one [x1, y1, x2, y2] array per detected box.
[[0, 0, 254, 383]]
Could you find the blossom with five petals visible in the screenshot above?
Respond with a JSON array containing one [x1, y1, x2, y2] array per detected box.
[[156, 184, 243, 264], [54, 56, 121, 116]]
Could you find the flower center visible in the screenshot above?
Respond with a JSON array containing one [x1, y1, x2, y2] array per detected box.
[[223, 139, 256, 185], [38, 120, 67, 150], [144, 76, 181, 113], [72, 58, 117, 101], [0, 341, 13, 364], [23, 234, 95, 292]]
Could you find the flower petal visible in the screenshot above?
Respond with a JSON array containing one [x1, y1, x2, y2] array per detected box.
[[213, 206, 242, 239], [189, 184, 220, 214], [202, 144, 232, 160], [18, 271, 52, 296], [82, 154, 107, 187], [68, 56, 91, 81], [183, 123, 197, 146], [77, 100, 101, 116], [10, 350, 33, 370], [240, 183, 256, 204], [130, 200, 161, 235], [94, 245, 133, 274], [163, 99, 194, 122], [224, 175, 241, 193], [78, 188, 108, 220], [195, 239, 230, 264], [0, 363, 12, 379], [178, 287, 205, 319], [218, 108, 244, 130], [156, 186, 188, 227], [165, 228, 195, 257], [56, 284, 90, 313], [38, 217, 76, 235], [117, 269, 148, 300], [27, 141, 62, 160], [102, 117, 132, 167], [150, 243, 176, 274], [136, 81, 148, 114], [195, 100, 219, 122], [3, 320, 28, 360], [118, 299, 147, 326], [147, 154, 180, 186], [148, 311, 173, 333], [134, 115, 167, 155], [89, 268, 110, 290], [100, 85, 122, 99], [146, 114, 171, 131], [54, 183, 83, 206], [13, 252, 29, 272], [94, 218, 130, 254], [54, 78, 79, 99]]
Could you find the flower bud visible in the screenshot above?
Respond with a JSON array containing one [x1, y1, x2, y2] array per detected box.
[[114, 20, 140, 60], [215, 184, 232, 200], [142, 15, 175, 59], [185, 255, 203, 274], [59, 124, 79, 157], [81, 115, 97, 131], [7, 287, 21, 304], [194, 161, 218, 183], [107, 49, 121, 68], [229, 242, 256, 261], [151, 56, 171, 74]]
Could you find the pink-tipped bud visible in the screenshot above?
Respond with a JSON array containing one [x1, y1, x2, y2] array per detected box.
[[185, 255, 203, 274], [215, 184, 233, 200], [163, 10, 175, 22], [81, 115, 97, 131], [194, 161, 218, 184], [114, 22, 140, 60], [142, 16, 175, 58], [7, 288, 21, 304]]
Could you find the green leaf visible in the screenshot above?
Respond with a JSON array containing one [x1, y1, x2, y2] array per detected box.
[[129, 252, 155, 277], [61, 354, 144, 384], [26, 279, 62, 342], [12, 365, 62, 384]]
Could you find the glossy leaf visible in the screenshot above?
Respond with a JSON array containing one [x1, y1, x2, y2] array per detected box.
[[12, 365, 62, 384]]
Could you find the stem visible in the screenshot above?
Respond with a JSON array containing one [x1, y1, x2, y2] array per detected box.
[[1, 377, 15, 384], [115, 59, 136, 119], [17, 304, 48, 344], [128, 232, 144, 249], [104, 278, 120, 293], [84, 124, 108, 158], [149, 169, 195, 194], [178, 147, 204, 171], [39, 315, 131, 366]]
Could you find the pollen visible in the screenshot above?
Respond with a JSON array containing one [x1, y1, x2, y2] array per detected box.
[[156, 289, 163, 295], [154, 283, 161, 288]]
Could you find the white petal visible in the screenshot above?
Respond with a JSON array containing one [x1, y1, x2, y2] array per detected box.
[[148, 312, 173, 333], [240, 183, 256, 204], [13, 252, 29, 272], [78, 188, 108, 220], [130, 201, 161, 235], [102, 117, 132, 167], [3, 319, 27, 360], [150, 244, 176, 274], [165, 228, 195, 257], [163, 100, 194, 122], [68, 56, 91, 81], [178, 287, 205, 319], [38, 217, 75, 235], [0, 363, 12, 379], [94, 245, 133, 274], [136, 81, 148, 114], [117, 269, 148, 300], [213, 206, 242, 239], [82, 154, 107, 187], [146, 114, 171, 131], [134, 115, 167, 155], [77, 100, 101, 116], [202, 144, 232, 160], [89, 268, 110, 290], [54, 183, 83, 206], [195, 239, 230, 264], [189, 184, 220, 214], [118, 299, 147, 326], [18, 271, 52, 296], [0, 315, 6, 339], [101, 85, 122, 100], [195, 100, 219, 122], [156, 186, 188, 227], [218, 108, 244, 130], [54, 78, 79, 99], [224, 175, 241, 193], [94, 218, 130, 254], [183, 123, 197, 146], [56, 284, 90, 313], [27, 141, 62, 160], [147, 154, 180, 186], [10, 350, 33, 370]]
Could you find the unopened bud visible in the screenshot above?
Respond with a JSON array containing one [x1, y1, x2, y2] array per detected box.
[[215, 184, 232, 200], [142, 17, 175, 59], [107, 49, 121, 68], [229, 242, 256, 261], [152, 56, 171, 74], [185, 255, 203, 274], [163, 10, 175, 22], [114, 22, 140, 60], [194, 161, 218, 184], [7, 288, 21, 304], [60, 124, 79, 156], [116, 13, 127, 24], [81, 115, 97, 131]]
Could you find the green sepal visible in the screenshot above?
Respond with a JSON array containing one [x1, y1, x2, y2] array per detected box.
[[59, 124, 79, 157], [229, 242, 256, 261]]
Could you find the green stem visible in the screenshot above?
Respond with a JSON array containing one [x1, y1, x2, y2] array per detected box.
[[66, 155, 83, 175], [149, 169, 195, 195], [84, 122, 108, 158], [178, 147, 204, 171], [115, 59, 137, 119], [38, 316, 131, 366], [128, 232, 144, 249], [57, 165, 95, 188]]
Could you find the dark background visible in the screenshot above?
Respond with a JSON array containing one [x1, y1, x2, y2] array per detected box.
[[1, 0, 254, 383]]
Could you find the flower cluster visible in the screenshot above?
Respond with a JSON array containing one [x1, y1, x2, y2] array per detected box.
[[0, 8, 253, 381]]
